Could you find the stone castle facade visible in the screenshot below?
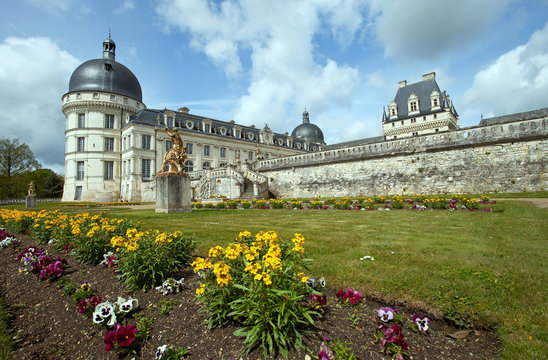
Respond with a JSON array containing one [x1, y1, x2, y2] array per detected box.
[[62, 36, 547, 202]]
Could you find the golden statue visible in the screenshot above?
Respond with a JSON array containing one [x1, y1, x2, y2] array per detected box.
[[27, 181, 36, 196], [158, 127, 187, 175]]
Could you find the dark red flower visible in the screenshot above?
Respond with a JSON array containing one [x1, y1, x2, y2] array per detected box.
[[115, 324, 137, 347], [78, 299, 88, 314], [104, 329, 116, 351]]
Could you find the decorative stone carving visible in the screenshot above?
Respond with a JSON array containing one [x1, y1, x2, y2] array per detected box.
[[158, 128, 187, 176]]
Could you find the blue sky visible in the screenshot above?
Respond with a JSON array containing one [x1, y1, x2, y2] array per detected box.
[[1, 0, 547, 174]]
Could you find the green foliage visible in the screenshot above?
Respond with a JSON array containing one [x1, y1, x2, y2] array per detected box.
[[226, 200, 239, 209], [116, 232, 195, 292], [216, 201, 226, 209], [158, 299, 179, 316], [0, 137, 41, 199], [329, 338, 357, 360], [194, 231, 319, 358], [72, 233, 113, 266], [160, 345, 190, 359], [134, 313, 155, 344], [270, 199, 286, 209]]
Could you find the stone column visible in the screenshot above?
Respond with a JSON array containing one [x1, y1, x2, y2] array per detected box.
[[253, 181, 259, 197]]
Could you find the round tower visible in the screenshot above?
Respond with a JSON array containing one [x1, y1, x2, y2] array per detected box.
[[61, 34, 146, 202]]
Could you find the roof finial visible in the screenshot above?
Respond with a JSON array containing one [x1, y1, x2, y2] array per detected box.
[[302, 107, 310, 124], [103, 30, 116, 60]]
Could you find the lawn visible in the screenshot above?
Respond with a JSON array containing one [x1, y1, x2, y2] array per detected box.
[[2, 198, 547, 359]]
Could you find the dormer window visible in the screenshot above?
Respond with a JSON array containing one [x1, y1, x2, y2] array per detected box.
[[410, 102, 417, 112], [388, 101, 398, 119], [408, 93, 419, 114], [430, 90, 440, 109]]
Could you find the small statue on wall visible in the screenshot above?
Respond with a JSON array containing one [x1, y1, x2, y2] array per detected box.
[[158, 127, 187, 176]]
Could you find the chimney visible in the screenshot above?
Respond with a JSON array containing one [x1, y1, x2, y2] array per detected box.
[[398, 80, 407, 88], [422, 72, 436, 81]]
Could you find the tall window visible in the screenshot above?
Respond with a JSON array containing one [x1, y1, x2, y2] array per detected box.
[[167, 116, 174, 127], [184, 160, 194, 173], [165, 140, 172, 152], [77, 137, 85, 152], [142, 135, 151, 150], [186, 143, 193, 155], [76, 161, 84, 180], [203, 145, 210, 156], [78, 113, 85, 128], [105, 114, 115, 129], [202, 161, 211, 170], [104, 137, 114, 152], [104, 161, 114, 180], [220, 147, 226, 158], [142, 159, 151, 179], [204, 124, 210, 133], [248, 151, 253, 161]]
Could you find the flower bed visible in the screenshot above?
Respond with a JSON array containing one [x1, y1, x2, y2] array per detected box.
[[0, 218, 500, 359], [0, 209, 195, 292], [191, 194, 496, 211]]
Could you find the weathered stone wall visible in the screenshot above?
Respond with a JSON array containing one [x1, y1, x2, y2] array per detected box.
[[258, 117, 547, 197]]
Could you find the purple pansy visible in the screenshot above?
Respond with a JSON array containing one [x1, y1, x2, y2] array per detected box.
[[412, 315, 430, 332], [377, 307, 397, 322]]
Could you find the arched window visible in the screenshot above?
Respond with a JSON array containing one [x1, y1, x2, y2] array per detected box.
[[184, 160, 194, 173], [202, 161, 211, 170]]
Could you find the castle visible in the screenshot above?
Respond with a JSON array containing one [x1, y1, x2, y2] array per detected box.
[[62, 36, 547, 202]]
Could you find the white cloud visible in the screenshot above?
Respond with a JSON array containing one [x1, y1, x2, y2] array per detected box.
[[114, 0, 135, 14], [0, 37, 80, 173], [156, 0, 365, 132], [463, 21, 548, 116], [368, 0, 512, 60]]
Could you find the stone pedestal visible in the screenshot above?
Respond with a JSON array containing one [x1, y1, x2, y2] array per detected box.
[[156, 174, 191, 213], [26, 195, 37, 208]]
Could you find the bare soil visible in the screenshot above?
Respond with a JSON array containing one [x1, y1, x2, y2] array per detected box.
[[0, 235, 500, 359]]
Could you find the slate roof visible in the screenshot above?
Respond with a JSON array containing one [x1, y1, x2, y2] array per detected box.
[[125, 108, 322, 149], [386, 78, 458, 121], [479, 108, 548, 126]]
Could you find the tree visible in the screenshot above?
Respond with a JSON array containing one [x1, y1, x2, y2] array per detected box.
[[0, 137, 41, 199]]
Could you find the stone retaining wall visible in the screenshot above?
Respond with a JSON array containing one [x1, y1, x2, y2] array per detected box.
[[258, 117, 547, 197]]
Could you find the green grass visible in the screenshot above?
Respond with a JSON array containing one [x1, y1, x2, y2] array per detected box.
[[0, 297, 13, 360], [101, 202, 548, 359], [2, 198, 547, 359]]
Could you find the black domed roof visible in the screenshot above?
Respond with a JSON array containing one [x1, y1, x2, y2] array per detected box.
[[69, 59, 142, 102], [291, 123, 325, 143], [68, 36, 142, 102]]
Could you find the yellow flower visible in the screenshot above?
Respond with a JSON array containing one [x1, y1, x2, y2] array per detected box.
[[196, 284, 206, 295], [262, 272, 272, 286], [208, 245, 224, 258], [126, 241, 139, 251], [224, 244, 243, 260], [155, 232, 168, 243], [191, 257, 213, 273], [237, 230, 251, 240]]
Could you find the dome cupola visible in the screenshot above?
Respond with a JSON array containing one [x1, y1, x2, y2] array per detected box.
[[290, 109, 325, 143], [67, 34, 142, 102]]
